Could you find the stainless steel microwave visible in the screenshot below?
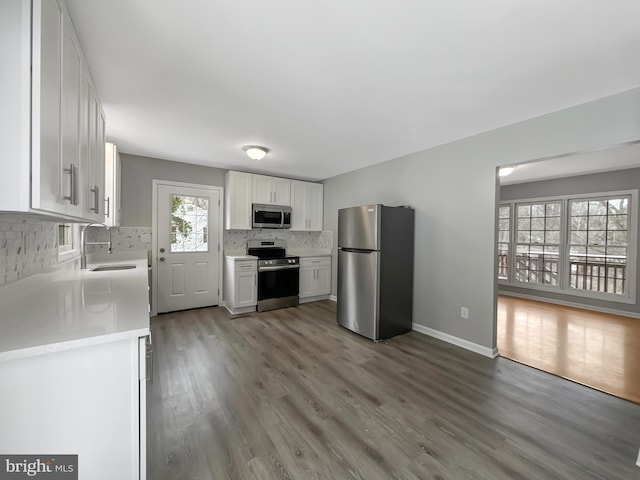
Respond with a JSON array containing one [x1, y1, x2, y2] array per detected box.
[[252, 204, 292, 229]]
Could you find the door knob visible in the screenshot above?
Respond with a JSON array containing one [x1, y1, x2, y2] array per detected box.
[[160, 248, 165, 253], [159, 257, 166, 262]]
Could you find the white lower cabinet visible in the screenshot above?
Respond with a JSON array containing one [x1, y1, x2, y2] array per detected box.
[[299, 256, 331, 303], [224, 257, 258, 314], [0, 335, 148, 480]]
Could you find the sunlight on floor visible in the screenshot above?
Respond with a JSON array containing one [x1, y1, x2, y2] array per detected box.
[[497, 296, 639, 403]]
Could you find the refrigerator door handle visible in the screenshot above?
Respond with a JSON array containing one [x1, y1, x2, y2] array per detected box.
[[339, 248, 376, 254]]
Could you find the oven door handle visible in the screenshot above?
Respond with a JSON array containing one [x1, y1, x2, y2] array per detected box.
[[259, 265, 300, 271], [280, 211, 284, 228]]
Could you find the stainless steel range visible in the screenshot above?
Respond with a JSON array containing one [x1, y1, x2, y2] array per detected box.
[[247, 240, 300, 312]]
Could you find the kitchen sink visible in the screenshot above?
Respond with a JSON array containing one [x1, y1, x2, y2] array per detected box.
[[91, 264, 137, 272]]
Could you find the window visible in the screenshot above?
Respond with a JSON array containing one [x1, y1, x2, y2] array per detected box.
[[170, 194, 209, 253], [58, 223, 79, 260], [497, 205, 510, 280], [58, 224, 73, 252], [568, 196, 629, 295], [515, 201, 562, 286], [499, 190, 636, 303]]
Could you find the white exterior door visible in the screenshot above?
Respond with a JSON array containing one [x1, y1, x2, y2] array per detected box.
[[156, 183, 221, 313]]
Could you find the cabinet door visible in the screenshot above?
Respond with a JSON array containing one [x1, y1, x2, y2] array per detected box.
[[84, 79, 105, 222], [252, 175, 273, 204], [290, 180, 307, 230], [236, 271, 257, 307], [79, 68, 92, 218], [272, 177, 290, 206], [95, 106, 106, 218], [60, 7, 83, 217], [87, 87, 100, 219], [252, 174, 290, 206], [306, 182, 324, 231], [290, 181, 323, 231], [315, 265, 331, 295], [104, 142, 121, 226], [299, 266, 316, 298], [225, 171, 252, 230], [32, 0, 64, 214]]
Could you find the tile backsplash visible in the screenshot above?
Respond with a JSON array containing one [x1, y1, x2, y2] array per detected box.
[[88, 227, 333, 253], [85, 226, 152, 254], [0, 215, 60, 287], [224, 230, 333, 251], [0, 215, 332, 287]]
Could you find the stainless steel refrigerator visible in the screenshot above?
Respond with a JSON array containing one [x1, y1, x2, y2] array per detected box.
[[337, 204, 414, 341]]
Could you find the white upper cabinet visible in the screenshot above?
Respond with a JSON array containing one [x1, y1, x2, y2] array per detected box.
[[32, 0, 66, 216], [104, 142, 121, 227], [225, 171, 252, 230], [83, 77, 106, 222], [252, 174, 291, 206], [290, 180, 323, 231], [0, 0, 105, 221]]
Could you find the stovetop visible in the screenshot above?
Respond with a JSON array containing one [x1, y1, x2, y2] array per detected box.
[[246, 239, 299, 262]]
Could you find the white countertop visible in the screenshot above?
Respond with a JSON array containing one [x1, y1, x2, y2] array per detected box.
[[0, 255, 150, 362], [225, 254, 258, 261]]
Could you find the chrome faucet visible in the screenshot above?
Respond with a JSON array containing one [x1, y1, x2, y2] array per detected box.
[[80, 223, 112, 269]]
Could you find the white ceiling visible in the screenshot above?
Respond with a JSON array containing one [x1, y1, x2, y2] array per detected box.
[[65, 0, 640, 181]]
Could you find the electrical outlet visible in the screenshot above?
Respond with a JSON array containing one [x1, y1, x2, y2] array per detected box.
[[461, 307, 469, 319]]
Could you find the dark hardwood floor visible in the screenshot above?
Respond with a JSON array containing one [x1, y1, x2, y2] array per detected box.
[[148, 300, 640, 479]]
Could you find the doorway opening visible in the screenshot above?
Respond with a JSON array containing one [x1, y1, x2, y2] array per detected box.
[[495, 141, 640, 404]]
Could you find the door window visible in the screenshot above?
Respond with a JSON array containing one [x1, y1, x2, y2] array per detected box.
[[170, 194, 209, 253]]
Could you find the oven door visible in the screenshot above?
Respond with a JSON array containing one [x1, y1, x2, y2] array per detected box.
[[258, 266, 299, 300]]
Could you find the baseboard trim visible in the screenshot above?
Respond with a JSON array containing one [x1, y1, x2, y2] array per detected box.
[[329, 295, 337, 302], [300, 294, 330, 304], [412, 324, 499, 359], [499, 291, 640, 319]]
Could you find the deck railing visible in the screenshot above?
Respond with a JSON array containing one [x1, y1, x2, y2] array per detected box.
[[498, 253, 626, 295]]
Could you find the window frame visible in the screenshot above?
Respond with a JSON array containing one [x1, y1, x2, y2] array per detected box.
[[499, 189, 637, 304], [513, 199, 564, 289], [497, 204, 511, 282], [58, 223, 80, 262]]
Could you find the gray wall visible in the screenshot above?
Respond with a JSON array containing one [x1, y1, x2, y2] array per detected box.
[[500, 166, 640, 315], [322, 87, 640, 352], [120, 154, 226, 227]]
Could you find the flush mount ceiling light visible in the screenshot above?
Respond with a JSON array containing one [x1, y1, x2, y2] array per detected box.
[[243, 145, 269, 161], [498, 166, 515, 177]]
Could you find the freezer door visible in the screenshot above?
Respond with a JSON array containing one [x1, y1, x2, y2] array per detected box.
[[338, 205, 380, 250], [337, 249, 379, 340]]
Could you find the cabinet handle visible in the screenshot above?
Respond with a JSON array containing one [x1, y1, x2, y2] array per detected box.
[[63, 164, 78, 205], [105, 197, 110, 218], [90, 185, 100, 214]]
